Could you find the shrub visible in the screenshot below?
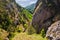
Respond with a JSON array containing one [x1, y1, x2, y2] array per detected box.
[[26, 26, 36, 35], [0, 28, 9, 40], [40, 29, 46, 38], [8, 32, 16, 40]]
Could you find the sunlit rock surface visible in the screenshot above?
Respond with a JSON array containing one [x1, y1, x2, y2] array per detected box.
[[46, 21, 60, 40]]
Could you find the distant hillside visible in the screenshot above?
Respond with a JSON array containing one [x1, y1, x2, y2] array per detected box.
[[25, 3, 36, 13]]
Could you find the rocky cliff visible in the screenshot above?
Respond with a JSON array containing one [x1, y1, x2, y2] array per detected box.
[[0, 0, 20, 27], [32, 0, 60, 33]]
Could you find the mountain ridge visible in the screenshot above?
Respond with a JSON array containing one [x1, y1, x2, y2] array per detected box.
[[25, 3, 36, 13]]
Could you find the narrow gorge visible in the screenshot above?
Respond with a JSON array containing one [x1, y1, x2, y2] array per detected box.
[[0, 0, 60, 40]]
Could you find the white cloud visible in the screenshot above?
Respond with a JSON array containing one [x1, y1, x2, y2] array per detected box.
[[15, 0, 37, 7], [29, 1, 36, 4], [16, 0, 28, 2]]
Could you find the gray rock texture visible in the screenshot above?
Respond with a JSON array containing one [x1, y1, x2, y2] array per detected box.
[[46, 21, 60, 40], [32, 0, 60, 33]]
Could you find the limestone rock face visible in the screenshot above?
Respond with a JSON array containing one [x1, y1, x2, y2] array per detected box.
[[32, 0, 60, 33], [46, 21, 60, 40]]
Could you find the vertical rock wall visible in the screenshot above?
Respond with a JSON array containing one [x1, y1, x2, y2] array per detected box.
[[32, 0, 60, 33]]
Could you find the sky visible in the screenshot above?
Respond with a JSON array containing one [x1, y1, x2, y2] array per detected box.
[[15, 0, 37, 7]]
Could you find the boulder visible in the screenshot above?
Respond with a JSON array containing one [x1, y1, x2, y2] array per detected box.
[[46, 21, 60, 40]]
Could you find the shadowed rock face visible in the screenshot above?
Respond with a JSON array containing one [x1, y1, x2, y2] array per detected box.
[[46, 21, 60, 40], [32, 0, 60, 33]]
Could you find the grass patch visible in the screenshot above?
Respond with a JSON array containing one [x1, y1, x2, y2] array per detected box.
[[12, 33, 47, 40]]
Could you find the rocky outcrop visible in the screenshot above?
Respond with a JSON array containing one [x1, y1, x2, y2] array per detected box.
[[0, 0, 20, 26], [46, 21, 60, 40], [32, 0, 60, 33]]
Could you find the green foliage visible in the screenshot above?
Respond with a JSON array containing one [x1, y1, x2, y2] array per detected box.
[[16, 25, 25, 32], [40, 29, 46, 38], [26, 26, 36, 35], [12, 33, 47, 40], [8, 32, 16, 40], [24, 24, 28, 29], [7, 25, 16, 32], [0, 0, 33, 40], [0, 0, 32, 33], [20, 8, 32, 21]]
